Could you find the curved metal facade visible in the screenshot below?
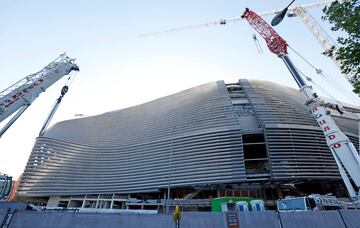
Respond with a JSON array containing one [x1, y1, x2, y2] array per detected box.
[[18, 80, 359, 197]]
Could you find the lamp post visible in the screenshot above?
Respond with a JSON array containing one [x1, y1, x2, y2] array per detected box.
[[271, 0, 296, 26], [167, 126, 176, 213]]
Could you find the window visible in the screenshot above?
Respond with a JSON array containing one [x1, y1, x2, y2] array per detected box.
[[278, 198, 306, 211], [306, 198, 316, 210]]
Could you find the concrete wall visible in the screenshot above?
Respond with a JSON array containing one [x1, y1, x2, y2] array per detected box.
[[1, 209, 360, 228]]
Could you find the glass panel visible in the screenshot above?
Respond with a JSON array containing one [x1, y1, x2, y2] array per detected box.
[[278, 198, 306, 210]]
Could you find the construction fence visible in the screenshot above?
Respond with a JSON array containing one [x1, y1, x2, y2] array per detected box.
[[1, 203, 360, 228]]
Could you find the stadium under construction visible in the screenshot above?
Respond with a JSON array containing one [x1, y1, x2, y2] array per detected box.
[[17, 79, 360, 211]]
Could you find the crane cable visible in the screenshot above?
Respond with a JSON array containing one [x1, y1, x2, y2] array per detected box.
[[288, 45, 360, 105], [288, 45, 355, 100], [295, 66, 342, 104], [295, 66, 360, 121], [65, 70, 78, 87], [306, 9, 339, 48], [246, 22, 263, 54], [252, 34, 264, 54], [292, 49, 360, 135]]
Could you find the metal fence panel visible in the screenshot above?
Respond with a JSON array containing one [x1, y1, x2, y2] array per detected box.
[[280, 211, 346, 228]]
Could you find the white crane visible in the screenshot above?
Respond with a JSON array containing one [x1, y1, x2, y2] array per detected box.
[[140, 0, 349, 79], [0, 54, 79, 138]]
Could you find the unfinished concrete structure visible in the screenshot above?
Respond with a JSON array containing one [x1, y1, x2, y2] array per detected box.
[[17, 80, 359, 210]]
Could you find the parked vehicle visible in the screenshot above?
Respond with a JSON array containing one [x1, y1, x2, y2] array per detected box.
[[277, 194, 360, 212]]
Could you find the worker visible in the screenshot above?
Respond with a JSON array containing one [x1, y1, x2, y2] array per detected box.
[[173, 204, 181, 228]]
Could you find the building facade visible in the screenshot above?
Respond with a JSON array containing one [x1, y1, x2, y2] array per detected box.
[[17, 80, 359, 210]]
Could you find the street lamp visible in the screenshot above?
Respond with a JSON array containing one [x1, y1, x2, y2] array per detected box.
[[167, 126, 176, 213], [271, 0, 296, 26]]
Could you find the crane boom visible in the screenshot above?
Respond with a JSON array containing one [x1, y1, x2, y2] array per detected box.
[[139, 0, 335, 37], [140, 1, 357, 82], [242, 8, 360, 200], [0, 54, 79, 137], [290, 6, 354, 81]]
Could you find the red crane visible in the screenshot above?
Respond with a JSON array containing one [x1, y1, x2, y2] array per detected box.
[[241, 8, 288, 55], [242, 8, 360, 201]]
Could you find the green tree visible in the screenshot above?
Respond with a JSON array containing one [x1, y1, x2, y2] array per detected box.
[[322, 0, 360, 94]]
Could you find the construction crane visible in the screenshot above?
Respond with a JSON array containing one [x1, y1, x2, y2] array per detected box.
[[0, 174, 12, 200], [140, 0, 360, 201], [140, 1, 335, 36], [140, 0, 349, 79], [0, 54, 79, 138], [242, 8, 360, 201]]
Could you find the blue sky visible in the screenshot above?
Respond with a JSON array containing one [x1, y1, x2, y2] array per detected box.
[[0, 0, 358, 178]]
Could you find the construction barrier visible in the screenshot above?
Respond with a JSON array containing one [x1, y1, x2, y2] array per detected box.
[[0, 209, 8, 226], [238, 211, 281, 228], [9, 212, 173, 228], [338, 210, 360, 228], [280, 211, 346, 228], [1, 205, 360, 228]]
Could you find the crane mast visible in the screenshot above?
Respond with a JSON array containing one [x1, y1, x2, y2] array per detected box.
[[242, 8, 360, 200], [0, 54, 79, 138]]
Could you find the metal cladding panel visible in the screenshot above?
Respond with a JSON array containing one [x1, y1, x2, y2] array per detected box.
[[265, 127, 341, 180], [43, 81, 239, 147], [244, 80, 360, 181], [280, 211, 347, 228], [9, 211, 226, 228], [332, 116, 359, 136], [237, 211, 281, 228], [338, 209, 360, 227], [243, 80, 317, 126], [18, 81, 246, 197], [18, 79, 360, 197]]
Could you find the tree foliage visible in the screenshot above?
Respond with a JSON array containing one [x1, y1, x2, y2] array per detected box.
[[322, 0, 360, 93]]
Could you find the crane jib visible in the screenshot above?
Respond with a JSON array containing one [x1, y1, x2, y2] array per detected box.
[[0, 54, 79, 138], [242, 8, 288, 55]]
